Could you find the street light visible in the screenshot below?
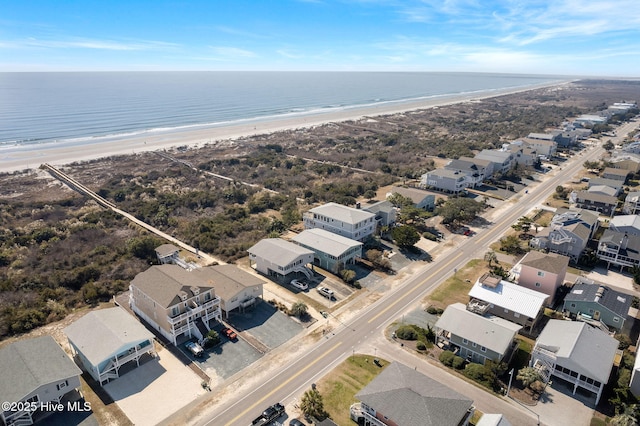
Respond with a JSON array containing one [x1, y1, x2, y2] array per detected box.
[[506, 368, 514, 397]]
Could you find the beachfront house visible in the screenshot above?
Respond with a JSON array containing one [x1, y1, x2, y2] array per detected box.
[[458, 156, 495, 179], [597, 230, 640, 270], [352, 361, 474, 426], [208, 264, 268, 318], [435, 303, 522, 365], [530, 320, 618, 404], [292, 228, 363, 274], [64, 307, 156, 385], [574, 191, 618, 217], [444, 159, 485, 187], [474, 149, 515, 175], [362, 200, 397, 227], [129, 264, 224, 345], [563, 280, 631, 332], [467, 273, 547, 332], [520, 137, 558, 158], [510, 251, 569, 306], [387, 186, 436, 210], [573, 115, 608, 127], [0, 336, 83, 426], [420, 168, 471, 194], [602, 167, 630, 183], [247, 238, 315, 281], [303, 202, 376, 242], [155, 243, 180, 264]]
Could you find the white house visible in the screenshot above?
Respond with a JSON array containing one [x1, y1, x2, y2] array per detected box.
[[248, 238, 315, 280], [303, 202, 376, 241]]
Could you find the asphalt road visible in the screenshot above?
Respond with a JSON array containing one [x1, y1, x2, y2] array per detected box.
[[192, 143, 604, 426]]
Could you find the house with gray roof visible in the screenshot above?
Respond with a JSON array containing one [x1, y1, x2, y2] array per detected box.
[[597, 230, 640, 270], [459, 156, 495, 178], [353, 361, 474, 426], [602, 167, 630, 182], [574, 190, 618, 217], [303, 202, 376, 242], [387, 186, 436, 210], [563, 281, 631, 331], [587, 177, 623, 195], [155, 243, 180, 264], [292, 228, 362, 273], [474, 150, 516, 175], [362, 200, 397, 227], [467, 273, 547, 332], [248, 238, 315, 281], [130, 264, 225, 344], [420, 168, 471, 194], [435, 303, 522, 364], [64, 307, 156, 385], [588, 185, 618, 197], [623, 192, 640, 215], [444, 159, 485, 187], [530, 208, 598, 262], [520, 137, 557, 157], [207, 264, 267, 317], [511, 251, 569, 305], [530, 320, 618, 404], [573, 115, 608, 127], [609, 215, 640, 236], [0, 336, 82, 426], [610, 153, 640, 173]]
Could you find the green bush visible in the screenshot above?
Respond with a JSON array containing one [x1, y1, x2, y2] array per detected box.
[[395, 325, 418, 340], [463, 363, 496, 389], [439, 350, 455, 366], [452, 356, 465, 370], [426, 306, 444, 315], [416, 341, 427, 351], [423, 232, 438, 241]]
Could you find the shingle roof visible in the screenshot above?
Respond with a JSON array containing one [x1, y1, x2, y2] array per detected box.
[[603, 167, 630, 177], [155, 243, 179, 258], [308, 202, 375, 224], [565, 283, 632, 317], [292, 228, 362, 257], [587, 178, 623, 190], [427, 168, 466, 179], [468, 277, 547, 318], [247, 239, 314, 267], [610, 215, 640, 233], [208, 264, 266, 302], [389, 186, 435, 204], [599, 230, 640, 262], [553, 208, 599, 228], [519, 251, 570, 275], [588, 185, 618, 197], [576, 190, 619, 205], [435, 303, 522, 355], [0, 336, 81, 404], [355, 362, 473, 426], [64, 307, 154, 367], [535, 320, 618, 383]]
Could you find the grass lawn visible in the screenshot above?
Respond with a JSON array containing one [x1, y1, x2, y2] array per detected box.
[[531, 209, 554, 227], [316, 355, 389, 426], [427, 259, 484, 309]]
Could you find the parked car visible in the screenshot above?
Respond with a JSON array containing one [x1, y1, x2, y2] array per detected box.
[[289, 419, 305, 426], [185, 341, 204, 357], [222, 327, 237, 340], [317, 286, 335, 300], [290, 279, 308, 291]]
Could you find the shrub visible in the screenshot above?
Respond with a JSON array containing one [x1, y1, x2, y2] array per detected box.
[[463, 363, 496, 389], [426, 306, 444, 315], [439, 350, 455, 367], [416, 341, 427, 351], [395, 325, 418, 340], [452, 356, 465, 370], [616, 334, 632, 350], [340, 268, 356, 284], [423, 232, 438, 241]]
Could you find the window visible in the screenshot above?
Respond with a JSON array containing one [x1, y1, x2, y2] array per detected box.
[[462, 338, 468, 344], [614, 317, 620, 323], [514, 312, 520, 318], [537, 271, 545, 277], [504, 308, 509, 313], [570, 303, 576, 308], [480, 346, 486, 352], [56, 380, 69, 391], [472, 342, 477, 348], [535, 282, 541, 287]]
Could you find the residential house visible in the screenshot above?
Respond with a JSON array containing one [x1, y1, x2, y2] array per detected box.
[[521, 137, 558, 157], [597, 230, 640, 270], [387, 186, 436, 210], [588, 185, 618, 197], [207, 264, 267, 318], [574, 191, 618, 217], [459, 156, 495, 179], [353, 361, 475, 426], [444, 159, 485, 187], [630, 349, 640, 398], [64, 307, 156, 385], [303, 202, 376, 242], [155, 244, 180, 264], [504, 142, 538, 166], [420, 168, 471, 194], [292, 228, 363, 274], [434, 303, 522, 364], [476, 414, 513, 426], [563, 281, 631, 332], [573, 115, 608, 127], [530, 320, 618, 404], [247, 238, 315, 280], [510, 251, 569, 305], [587, 177, 623, 195], [609, 215, 640, 236], [467, 273, 547, 332], [129, 264, 224, 344], [362, 200, 397, 227], [602, 167, 629, 183], [621, 141, 640, 155], [529, 208, 598, 262], [623, 192, 640, 214], [474, 150, 515, 175], [0, 336, 82, 426], [610, 153, 640, 173]]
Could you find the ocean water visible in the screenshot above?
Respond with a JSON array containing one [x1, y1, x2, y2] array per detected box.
[[0, 72, 562, 148]]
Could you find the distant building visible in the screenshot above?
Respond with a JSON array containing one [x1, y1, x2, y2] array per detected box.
[[303, 202, 376, 242], [573, 115, 608, 127], [587, 177, 623, 195], [292, 228, 363, 273], [420, 168, 471, 194], [387, 186, 436, 210], [362, 200, 397, 227], [511, 251, 569, 305], [623, 192, 640, 215], [520, 137, 558, 157], [353, 361, 474, 426], [610, 153, 640, 173], [444, 159, 485, 187], [247, 238, 315, 280], [563, 281, 631, 331], [474, 149, 515, 174], [459, 156, 495, 179], [0, 336, 82, 426], [155, 244, 180, 264], [574, 191, 618, 217], [602, 167, 629, 182]]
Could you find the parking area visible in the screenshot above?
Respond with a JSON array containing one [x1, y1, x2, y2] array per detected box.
[[229, 299, 303, 349], [103, 347, 207, 426]]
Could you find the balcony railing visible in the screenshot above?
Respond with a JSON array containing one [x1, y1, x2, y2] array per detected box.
[[168, 297, 221, 324]]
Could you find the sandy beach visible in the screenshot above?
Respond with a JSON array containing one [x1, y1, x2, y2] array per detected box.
[[0, 82, 568, 173]]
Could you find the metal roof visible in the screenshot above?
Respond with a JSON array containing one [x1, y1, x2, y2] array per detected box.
[[434, 303, 522, 355], [355, 361, 473, 426], [64, 307, 154, 367], [535, 320, 618, 383], [610, 215, 640, 233], [247, 238, 314, 267], [292, 228, 362, 257], [308, 202, 375, 224], [468, 277, 547, 318], [0, 336, 82, 405]]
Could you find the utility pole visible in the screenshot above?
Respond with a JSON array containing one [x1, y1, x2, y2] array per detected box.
[[507, 368, 514, 397]]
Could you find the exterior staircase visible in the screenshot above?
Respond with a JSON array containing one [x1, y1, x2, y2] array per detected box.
[[194, 317, 209, 341]]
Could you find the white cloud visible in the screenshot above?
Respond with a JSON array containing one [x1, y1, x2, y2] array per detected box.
[[0, 37, 177, 51], [208, 46, 257, 58]]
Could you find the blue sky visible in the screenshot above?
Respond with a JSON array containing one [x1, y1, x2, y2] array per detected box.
[[2, 0, 639, 76]]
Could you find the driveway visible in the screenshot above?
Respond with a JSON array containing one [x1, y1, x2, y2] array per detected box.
[[229, 299, 303, 350]]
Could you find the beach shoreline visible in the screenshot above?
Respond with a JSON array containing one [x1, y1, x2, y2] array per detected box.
[[0, 81, 570, 173]]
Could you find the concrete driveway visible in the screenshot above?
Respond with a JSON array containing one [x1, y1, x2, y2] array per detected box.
[[229, 299, 303, 349], [104, 346, 206, 426]]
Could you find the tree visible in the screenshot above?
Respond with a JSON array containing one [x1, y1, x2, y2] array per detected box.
[[499, 235, 523, 255], [517, 367, 543, 389], [290, 302, 308, 319], [435, 197, 486, 225], [300, 388, 327, 420], [604, 140, 615, 151], [391, 225, 420, 248], [512, 216, 533, 237], [339, 268, 356, 284], [484, 250, 497, 268]]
